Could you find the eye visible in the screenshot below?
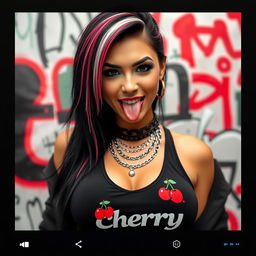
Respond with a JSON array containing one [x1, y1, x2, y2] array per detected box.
[[103, 69, 120, 77], [136, 64, 153, 73]]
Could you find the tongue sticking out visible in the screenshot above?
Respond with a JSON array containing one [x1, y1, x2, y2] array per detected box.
[[121, 100, 143, 121]]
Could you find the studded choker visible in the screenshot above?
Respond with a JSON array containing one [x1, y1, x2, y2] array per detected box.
[[115, 114, 159, 141]]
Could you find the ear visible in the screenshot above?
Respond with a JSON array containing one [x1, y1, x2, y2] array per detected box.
[[159, 56, 167, 80]]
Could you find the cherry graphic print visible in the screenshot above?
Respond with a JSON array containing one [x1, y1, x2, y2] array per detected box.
[[170, 189, 183, 203], [158, 179, 184, 203], [95, 208, 105, 219], [158, 187, 171, 200], [95, 200, 114, 219]]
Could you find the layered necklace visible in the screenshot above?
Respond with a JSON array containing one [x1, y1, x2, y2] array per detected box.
[[109, 114, 161, 177]]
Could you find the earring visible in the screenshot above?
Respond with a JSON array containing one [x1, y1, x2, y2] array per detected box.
[[157, 79, 166, 98]]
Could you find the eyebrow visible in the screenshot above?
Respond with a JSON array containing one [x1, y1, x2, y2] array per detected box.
[[103, 56, 153, 68]]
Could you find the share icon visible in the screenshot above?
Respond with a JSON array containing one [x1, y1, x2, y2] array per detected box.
[[75, 240, 82, 248]]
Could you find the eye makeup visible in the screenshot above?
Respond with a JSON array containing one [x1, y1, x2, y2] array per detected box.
[[102, 60, 154, 77], [103, 69, 121, 77], [136, 63, 153, 73]]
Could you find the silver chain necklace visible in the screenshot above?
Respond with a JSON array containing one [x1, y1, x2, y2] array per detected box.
[[109, 126, 161, 177], [116, 133, 154, 153], [113, 134, 157, 161]]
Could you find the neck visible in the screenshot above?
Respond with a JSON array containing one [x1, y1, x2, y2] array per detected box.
[[115, 112, 159, 141]]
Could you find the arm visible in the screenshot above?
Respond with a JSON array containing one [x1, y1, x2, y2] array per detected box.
[[186, 139, 231, 230], [172, 131, 231, 230], [191, 140, 215, 220], [172, 132, 215, 220], [53, 128, 73, 172], [172, 132, 230, 230], [193, 159, 231, 230]]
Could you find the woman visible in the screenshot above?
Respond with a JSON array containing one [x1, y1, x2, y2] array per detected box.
[[39, 12, 231, 246]]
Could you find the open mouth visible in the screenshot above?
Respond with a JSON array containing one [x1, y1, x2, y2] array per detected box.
[[118, 96, 145, 121], [118, 96, 145, 104]]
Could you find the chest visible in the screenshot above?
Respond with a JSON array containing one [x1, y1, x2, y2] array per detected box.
[[70, 159, 198, 231], [69, 127, 199, 231], [103, 137, 166, 191]]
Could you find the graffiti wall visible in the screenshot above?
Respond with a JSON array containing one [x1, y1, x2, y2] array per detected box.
[[15, 12, 241, 230]]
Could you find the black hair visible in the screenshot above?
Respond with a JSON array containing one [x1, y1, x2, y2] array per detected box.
[[52, 12, 166, 229]]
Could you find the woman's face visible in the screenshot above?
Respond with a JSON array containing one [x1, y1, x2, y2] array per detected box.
[[102, 29, 166, 129]]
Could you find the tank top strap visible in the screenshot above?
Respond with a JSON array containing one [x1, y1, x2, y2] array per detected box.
[[163, 126, 195, 189]]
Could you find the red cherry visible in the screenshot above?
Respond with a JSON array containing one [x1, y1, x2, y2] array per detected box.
[[95, 208, 105, 219], [158, 187, 171, 200], [170, 189, 183, 203], [104, 206, 114, 218]]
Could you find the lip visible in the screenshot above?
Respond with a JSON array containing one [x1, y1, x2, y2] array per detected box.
[[118, 96, 145, 102]]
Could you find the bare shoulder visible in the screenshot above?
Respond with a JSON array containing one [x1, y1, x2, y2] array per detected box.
[[170, 130, 213, 164], [169, 130, 214, 219], [53, 127, 74, 172]]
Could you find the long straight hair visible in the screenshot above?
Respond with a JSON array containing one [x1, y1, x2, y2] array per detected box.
[[53, 12, 166, 229]]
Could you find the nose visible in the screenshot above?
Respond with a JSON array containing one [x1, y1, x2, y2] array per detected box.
[[121, 75, 138, 94]]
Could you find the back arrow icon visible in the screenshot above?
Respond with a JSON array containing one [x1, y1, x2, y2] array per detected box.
[[75, 240, 82, 248]]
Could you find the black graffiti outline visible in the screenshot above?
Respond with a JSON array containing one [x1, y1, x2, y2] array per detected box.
[[26, 197, 44, 230], [35, 12, 93, 68], [42, 130, 59, 154], [36, 13, 65, 68], [15, 194, 21, 221], [219, 161, 241, 208], [15, 61, 54, 179], [163, 63, 192, 121], [69, 12, 84, 44], [208, 128, 241, 209]]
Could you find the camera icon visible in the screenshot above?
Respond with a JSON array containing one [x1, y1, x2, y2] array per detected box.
[[172, 240, 181, 248]]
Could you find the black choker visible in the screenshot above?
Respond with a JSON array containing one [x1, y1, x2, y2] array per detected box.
[[115, 114, 159, 141]]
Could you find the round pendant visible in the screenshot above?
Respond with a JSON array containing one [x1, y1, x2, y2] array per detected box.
[[128, 169, 135, 177]]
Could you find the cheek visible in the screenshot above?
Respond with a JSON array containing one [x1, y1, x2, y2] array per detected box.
[[102, 81, 118, 105], [141, 74, 159, 94]]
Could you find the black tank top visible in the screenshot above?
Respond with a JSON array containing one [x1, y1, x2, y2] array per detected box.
[[70, 127, 198, 246]]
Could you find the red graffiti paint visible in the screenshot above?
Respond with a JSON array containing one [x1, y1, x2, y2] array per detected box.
[[235, 184, 241, 195], [190, 73, 232, 129], [151, 12, 161, 24], [217, 56, 231, 73], [173, 13, 241, 67], [16, 58, 53, 166], [226, 209, 239, 230], [227, 12, 241, 30], [15, 176, 47, 189], [237, 69, 241, 87], [204, 130, 217, 139]]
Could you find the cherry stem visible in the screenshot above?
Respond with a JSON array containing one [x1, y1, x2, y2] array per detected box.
[[166, 182, 174, 190], [101, 201, 107, 209]]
